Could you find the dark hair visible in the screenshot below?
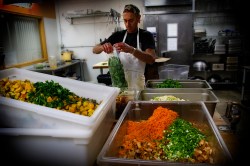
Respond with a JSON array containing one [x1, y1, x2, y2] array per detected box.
[[123, 4, 140, 15]]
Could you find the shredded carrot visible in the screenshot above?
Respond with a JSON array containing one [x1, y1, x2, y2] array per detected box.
[[118, 106, 179, 159]]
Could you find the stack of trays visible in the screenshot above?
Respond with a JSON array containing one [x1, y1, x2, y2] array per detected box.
[[143, 79, 217, 116], [0, 68, 119, 166]]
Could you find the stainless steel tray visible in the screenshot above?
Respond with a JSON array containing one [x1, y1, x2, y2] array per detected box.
[[98, 101, 232, 166], [146, 79, 212, 89], [137, 88, 219, 116]]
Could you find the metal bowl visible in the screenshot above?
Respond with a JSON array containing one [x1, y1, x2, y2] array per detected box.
[[192, 61, 208, 71]]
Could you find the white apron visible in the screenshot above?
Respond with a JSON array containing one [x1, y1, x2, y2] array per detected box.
[[119, 29, 146, 90]]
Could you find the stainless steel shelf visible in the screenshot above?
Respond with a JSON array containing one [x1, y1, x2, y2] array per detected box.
[[28, 60, 85, 81], [65, 12, 111, 24], [64, 8, 120, 24], [65, 12, 110, 19]]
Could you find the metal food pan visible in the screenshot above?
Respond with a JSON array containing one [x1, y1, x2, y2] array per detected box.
[[137, 88, 219, 116], [146, 79, 212, 89], [97, 101, 232, 166]]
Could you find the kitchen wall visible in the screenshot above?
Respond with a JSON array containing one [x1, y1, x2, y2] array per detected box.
[[54, 0, 144, 82]]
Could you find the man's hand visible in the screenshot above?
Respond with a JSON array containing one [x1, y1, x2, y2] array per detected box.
[[114, 42, 134, 54], [102, 42, 113, 54]]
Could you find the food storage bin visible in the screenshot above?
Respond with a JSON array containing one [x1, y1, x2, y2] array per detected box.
[[158, 64, 189, 80], [0, 111, 113, 166], [146, 79, 212, 89], [0, 68, 119, 130], [0, 68, 120, 166], [97, 101, 232, 166], [137, 88, 219, 116]]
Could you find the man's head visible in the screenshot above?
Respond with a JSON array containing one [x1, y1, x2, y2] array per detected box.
[[123, 4, 141, 33]]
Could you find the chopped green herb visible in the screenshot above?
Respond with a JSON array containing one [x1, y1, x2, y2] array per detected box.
[[159, 118, 206, 161], [108, 56, 127, 88], [156, 79, 182, 88]]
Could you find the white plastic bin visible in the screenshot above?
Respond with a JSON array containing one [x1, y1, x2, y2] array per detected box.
[[0, 108, 113, 166], [0, 68, 119, 130], [0, 68, 119, 166]]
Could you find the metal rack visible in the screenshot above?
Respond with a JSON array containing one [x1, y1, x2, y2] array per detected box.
[[64, 9, 120, 24]]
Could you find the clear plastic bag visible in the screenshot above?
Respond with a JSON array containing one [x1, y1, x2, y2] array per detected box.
[[108, 53, 127, 88]]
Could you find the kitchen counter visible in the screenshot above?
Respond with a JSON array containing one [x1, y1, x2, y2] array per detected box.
[[29, 60, 80, 74], [24, 59, 85, 81]]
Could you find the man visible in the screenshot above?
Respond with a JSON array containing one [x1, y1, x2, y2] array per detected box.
[[92, 4, 157, 90]]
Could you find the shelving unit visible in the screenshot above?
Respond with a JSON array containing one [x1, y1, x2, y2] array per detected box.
[[64, 12, 111, 24], [64, 9, 120, 24], [191, 35, 241, 89], [191, 0, 241, 89]]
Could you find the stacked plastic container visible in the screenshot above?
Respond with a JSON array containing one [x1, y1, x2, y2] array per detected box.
[[0, 68, 119, 166], [158, 64, 190, 80]]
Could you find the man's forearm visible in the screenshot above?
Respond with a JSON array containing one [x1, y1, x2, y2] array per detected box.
[[129, 46, 156, 64], [92, 44, 103, 54]]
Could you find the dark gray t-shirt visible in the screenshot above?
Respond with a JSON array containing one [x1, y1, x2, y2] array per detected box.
[[101, 28, 155, 51]]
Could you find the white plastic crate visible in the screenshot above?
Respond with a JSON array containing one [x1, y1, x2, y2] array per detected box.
[[0, 68, 119, 130], [0, 107, 113, 166]]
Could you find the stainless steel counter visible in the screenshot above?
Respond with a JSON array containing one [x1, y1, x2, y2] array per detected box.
[[26, 60, 85, 81]]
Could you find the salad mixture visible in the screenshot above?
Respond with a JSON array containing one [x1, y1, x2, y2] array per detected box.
[[0, 78, 99, 117], [118, 106, 214, 163], [150, 95, 185, 101]]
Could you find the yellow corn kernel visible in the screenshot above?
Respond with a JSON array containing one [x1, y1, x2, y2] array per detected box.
[[14, 86, 23, 93], [12, 82, 20, 89], [20, 93, 27, 100], [88, 108, 94, 116], [47, 96, 53, 103], [83, 101, 89, 107], [88, 102, 95, 109], [71, 104, 77, 108], [15, 93, 20, 99], [76, 101, 82, 108], [79, 106, 85, 112], [69, 106, 76, 113], [81, 110, 88, 116], [25, 83, 33, 92]]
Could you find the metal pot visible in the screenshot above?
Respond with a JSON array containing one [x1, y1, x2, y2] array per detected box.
[[192, 61, 208, 71], [61, 50, 73, 61]]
